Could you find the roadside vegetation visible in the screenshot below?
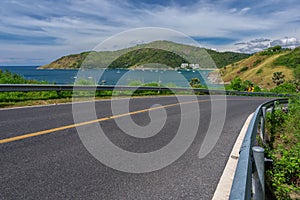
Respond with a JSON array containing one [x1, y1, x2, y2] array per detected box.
[[265, 96, 300, 199], [226, 77, 262, 92], [0, 70, 182, 108], [222, 46, 300, 200], [0, 69, 43, 84], [225, 70, 300, 94], [221, 45, 299, 89], [0, 70, 71, 107], [221, 45, 300, 199]]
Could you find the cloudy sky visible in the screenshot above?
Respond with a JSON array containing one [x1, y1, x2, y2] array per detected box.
[[1, 0, 300, 65]]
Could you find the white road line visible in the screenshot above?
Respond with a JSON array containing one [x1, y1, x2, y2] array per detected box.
[[212, 113, 254, 200]]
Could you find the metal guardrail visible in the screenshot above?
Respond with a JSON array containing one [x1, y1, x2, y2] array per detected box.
[[0, 84, 293, 97], [229, 98, 289, 200]]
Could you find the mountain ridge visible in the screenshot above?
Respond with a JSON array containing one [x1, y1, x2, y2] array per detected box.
[[39, 40, 250, 69]]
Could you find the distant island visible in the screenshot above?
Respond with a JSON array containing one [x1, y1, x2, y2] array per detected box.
[[39, 40, 250, 70]]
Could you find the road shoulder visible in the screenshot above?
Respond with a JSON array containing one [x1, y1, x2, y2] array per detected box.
[[212, 113, 254, 200]]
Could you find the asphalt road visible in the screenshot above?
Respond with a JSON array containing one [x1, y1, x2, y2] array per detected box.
[[0, 95, 272, 200]]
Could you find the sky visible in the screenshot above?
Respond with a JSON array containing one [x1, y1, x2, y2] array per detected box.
[[1, 0, 300, 65]]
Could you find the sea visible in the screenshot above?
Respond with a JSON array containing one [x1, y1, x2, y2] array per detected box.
[[0, 66, 214, 87]]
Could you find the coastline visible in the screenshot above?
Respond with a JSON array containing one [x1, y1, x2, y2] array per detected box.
[[38, 66, 218, 71], [207, 69, 225, 84]]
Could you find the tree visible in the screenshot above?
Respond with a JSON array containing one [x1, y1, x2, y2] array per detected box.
[[272, 72, 285, 86], [230, 77, 244, 91], [189, 78, 202, 88], [270, 45, 282, 52]]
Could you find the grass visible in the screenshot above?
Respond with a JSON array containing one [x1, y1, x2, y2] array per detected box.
[[0, 92, 192, 109], [221, 52, 294, 89], [265, 97, 300, 199], [0, 98, 74, 108]]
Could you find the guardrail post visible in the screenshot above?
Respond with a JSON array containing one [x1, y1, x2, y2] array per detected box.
[[252, 146, 265, 200], [260, 107, 266, 142], [56, 90, 61, 97], [270, 101, 278, 115], [262, 106, 266, 119]]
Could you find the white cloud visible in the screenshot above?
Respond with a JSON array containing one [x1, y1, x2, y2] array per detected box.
[[234, 37, 300, 53], [239, 7, 251, 14], [0, 0, 300, 64], [250, 38, 271, 43], [271, 37, 300, 48]]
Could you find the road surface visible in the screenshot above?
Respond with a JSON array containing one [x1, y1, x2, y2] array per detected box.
[[0, 95, 271, 199]]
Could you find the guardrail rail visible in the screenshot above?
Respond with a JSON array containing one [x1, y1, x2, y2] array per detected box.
[[229, 98, 289, 200], [0, 84, 293, 97]]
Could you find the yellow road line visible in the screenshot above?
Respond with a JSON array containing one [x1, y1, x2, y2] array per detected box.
[[0, 100, 201, 144], [0, 117, 111, 144], [0, 97, 266, 144]]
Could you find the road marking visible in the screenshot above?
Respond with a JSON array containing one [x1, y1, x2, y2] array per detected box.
[[0, 99, 202, 144], [0, 97, 267, 144], [212, 113, 254, 200]]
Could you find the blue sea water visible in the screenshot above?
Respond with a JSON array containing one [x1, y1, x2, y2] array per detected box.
[[0, 66, 78, 85], [0, 66, 213, 87]]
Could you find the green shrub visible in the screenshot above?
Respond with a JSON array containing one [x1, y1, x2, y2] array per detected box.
[[228, 77, 261, 92], [265, 97, 300, 199], [0, 69, 41, 84], [273, 47, 300, 69], [239, 66, 249, 72], [294, 67, 300, 80], [256, 68, 263, 74], [272, 72, 285, 86], [0, 70, 66, 103], [253, 59, 262, 67], [271, 82, 296, 94], [229, 77, 244, 91], [260, 45, 286, 56], [189, 77, 203, 88], [273, 47, 300, 81]]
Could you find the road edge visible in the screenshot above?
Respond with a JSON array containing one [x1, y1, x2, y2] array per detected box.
[[0, 95, 178, 111], [212, 113, 254, 200]]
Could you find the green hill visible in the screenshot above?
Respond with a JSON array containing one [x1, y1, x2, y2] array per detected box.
[[221, 46, 300, 89], [39, 41, 250, 69], [41, 52, 90, 69], [108, 48, 189, 69]]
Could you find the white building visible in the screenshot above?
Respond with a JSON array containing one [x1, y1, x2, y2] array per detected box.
[[181, 63, 189, 68], [181, 63, 200, 69], [193, 64, 200, 69]]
